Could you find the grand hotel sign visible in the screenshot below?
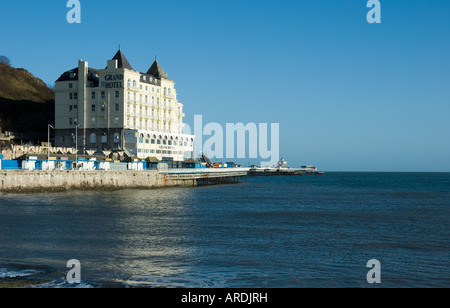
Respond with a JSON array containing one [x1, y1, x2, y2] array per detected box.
[[104, 74, 123, 89]]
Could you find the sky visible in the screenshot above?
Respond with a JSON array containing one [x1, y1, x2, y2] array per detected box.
[[1, 0, 449, 171]]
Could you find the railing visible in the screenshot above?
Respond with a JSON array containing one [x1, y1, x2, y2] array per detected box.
[[161, 168, 249, 180], [163, 93, 175, 99]]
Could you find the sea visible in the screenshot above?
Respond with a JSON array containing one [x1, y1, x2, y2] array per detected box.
[[0, 172, 449, 288]]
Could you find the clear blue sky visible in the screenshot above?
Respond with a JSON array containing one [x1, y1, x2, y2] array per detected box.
[[1, 0, 449, 171]]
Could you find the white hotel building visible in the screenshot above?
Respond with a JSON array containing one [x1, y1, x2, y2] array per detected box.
[[54, 49, 194, 161]]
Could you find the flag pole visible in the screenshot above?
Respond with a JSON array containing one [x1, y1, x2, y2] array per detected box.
[[48, 124, 50, 163], [48, 124, 54, 169]]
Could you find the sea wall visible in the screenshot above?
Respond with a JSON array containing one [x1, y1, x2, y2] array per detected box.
[[0, 170, 196, 193]]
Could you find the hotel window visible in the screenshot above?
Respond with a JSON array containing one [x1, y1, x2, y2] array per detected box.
[[163, 139, 167, 145], [91, 92, 96, 99], [69, 118, 73, 125], [69, 93, 73, 100], [101, 134, 107, 144], [115, 91, 119, 98], [145, 86, 148, 91], [127, 92, 130, 101], [152, 97, 154, 104], [69, 105, 73, 112], [91, 104, 96, 112], [100, 104, 105, 112], [73, 117, 78, 125], [164, 87, 167, 96], [101, 91, 105, 99], [133, 80, 136, 88], [74, 93, 78, 99], [151, 139, 155, 144], [145, 95, 148, 103], [89, 133, 97, 144], [113, 133, 120, 143], [133, 93, 136, 102], [69, 83, 73, 89], [140, 94, 142, 103], [127, 104, 130, 113], [127, 79, 131, 88], [157, 139, 161, 145], [115, 103, 120, 112], [90, 133, 97, 144], [168, 140, 172, 146]]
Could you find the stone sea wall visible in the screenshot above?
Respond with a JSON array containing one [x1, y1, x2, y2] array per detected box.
[[0, 170, 196, 193]]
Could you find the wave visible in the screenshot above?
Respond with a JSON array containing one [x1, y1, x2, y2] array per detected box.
[[0, 268, 42, 279], [29, 277, 94, 288]]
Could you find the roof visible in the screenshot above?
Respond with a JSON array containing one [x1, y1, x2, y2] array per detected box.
[[16, 153, 108, 161], [112, 49, 133, 70], [56, 67, 100, 82], [183, 158, 200, 163], [145, 157, 162, 163], [146, 59, 168, 79]]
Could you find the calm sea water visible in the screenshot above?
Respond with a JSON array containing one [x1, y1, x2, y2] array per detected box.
[[0, 172, 449, 288]]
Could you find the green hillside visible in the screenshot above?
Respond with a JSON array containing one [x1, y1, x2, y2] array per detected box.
[[0, 62, 54, 136]]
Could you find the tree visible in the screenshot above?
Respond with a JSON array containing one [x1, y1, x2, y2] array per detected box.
[[0, 55, 11, 66]]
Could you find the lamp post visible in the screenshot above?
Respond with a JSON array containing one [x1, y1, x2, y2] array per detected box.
[[75, 124, 81, 169], [48, 124, 54, 169]]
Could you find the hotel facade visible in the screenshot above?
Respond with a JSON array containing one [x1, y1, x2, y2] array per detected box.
[[54, 49, 194, 161]]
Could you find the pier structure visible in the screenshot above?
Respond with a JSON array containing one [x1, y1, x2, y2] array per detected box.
[[160, 168, 249, 186], [248, 167, 324, 176]]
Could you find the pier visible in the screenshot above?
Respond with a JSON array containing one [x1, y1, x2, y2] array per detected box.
[[160, 168, 249, 186], [248, 168, 324, 176]]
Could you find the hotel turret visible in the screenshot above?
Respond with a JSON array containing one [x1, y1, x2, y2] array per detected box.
[[54, 49, 194, 161]]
